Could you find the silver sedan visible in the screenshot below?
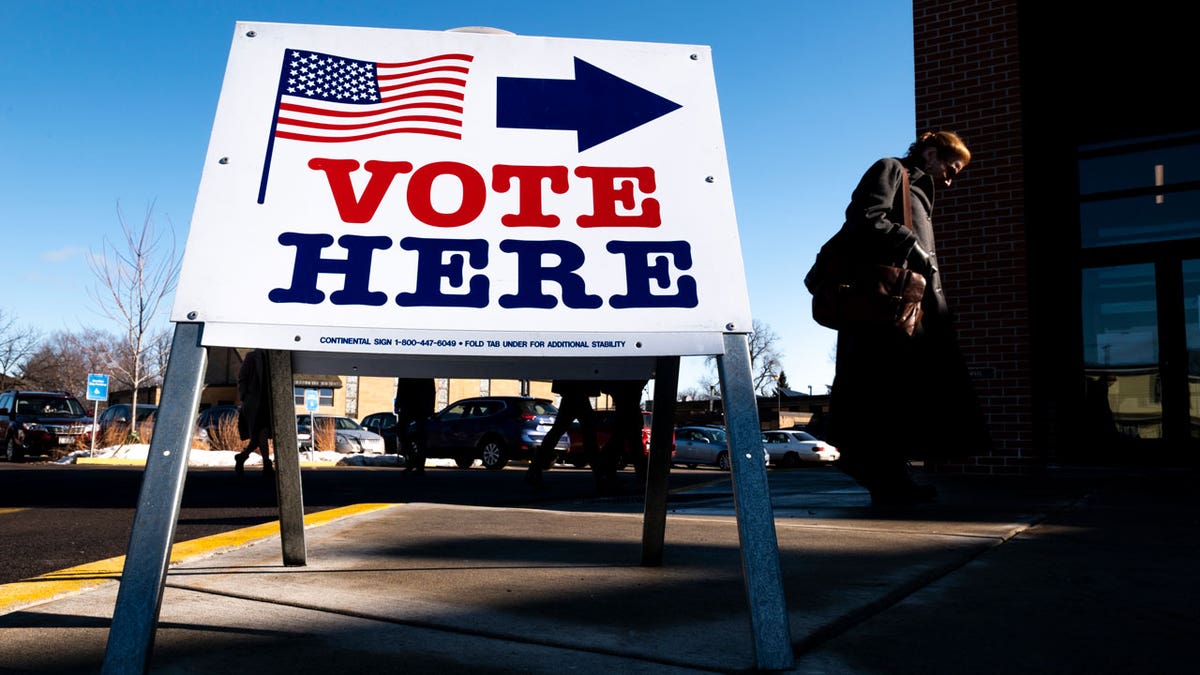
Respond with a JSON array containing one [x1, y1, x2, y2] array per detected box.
[[297, 415, 386, 454]]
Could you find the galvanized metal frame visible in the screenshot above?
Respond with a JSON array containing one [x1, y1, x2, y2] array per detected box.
[[102, 326, 793, 672]]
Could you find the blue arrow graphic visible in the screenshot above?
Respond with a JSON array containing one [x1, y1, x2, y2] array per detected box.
[[497, 57, 682, 151]]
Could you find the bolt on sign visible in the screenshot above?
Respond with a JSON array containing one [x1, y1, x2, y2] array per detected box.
[[172, 22, 752, 362]]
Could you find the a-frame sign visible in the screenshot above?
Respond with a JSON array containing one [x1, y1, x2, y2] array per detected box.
[[102, 22, 792, 672]]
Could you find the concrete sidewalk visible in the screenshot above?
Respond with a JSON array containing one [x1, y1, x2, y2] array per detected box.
[[0, 467, 1195, 673]]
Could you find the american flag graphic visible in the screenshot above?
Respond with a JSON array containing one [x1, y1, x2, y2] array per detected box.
[[258, 49, 474, 203]]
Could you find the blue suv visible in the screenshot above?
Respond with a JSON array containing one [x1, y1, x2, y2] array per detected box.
[[422, 396, 568, 470]]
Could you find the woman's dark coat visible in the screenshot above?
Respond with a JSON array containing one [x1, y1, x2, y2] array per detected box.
[[826, 157, 989, 460], [237, 349, 272, 442]]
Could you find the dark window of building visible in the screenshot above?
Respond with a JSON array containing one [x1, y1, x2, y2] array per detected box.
[[1079, 134, 1200, 248], [293, 387, 334, 407], [1081, 264, 1162, 441]]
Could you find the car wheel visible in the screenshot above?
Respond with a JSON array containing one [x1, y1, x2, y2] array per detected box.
[[717, 451, 731, 471], [685, 463, 698, 470], [6, 436, 23, 463], [478, 437, 509, 470], [782, 452, 800, 468]]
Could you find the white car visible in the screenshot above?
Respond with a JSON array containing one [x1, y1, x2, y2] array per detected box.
[[296, 415, 386, 454], [760, 429, 840, 467]]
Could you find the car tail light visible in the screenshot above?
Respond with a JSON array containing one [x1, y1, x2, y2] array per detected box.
[[521, 413, 536, 422]]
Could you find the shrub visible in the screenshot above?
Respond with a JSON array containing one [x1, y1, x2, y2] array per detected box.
[[310, 417, 336, 452], [207, 413, 246, 452]]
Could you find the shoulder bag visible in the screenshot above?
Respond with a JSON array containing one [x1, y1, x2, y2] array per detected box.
[[804, 170, 926, 337]]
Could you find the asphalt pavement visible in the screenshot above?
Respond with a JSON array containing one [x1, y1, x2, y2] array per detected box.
[[0, 463, 1196, 674]]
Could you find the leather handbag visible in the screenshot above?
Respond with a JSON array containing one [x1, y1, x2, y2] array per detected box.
[[804, 170, 926, 337]]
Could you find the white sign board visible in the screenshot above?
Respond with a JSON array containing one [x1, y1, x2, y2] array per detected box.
[[172, 21, 751, 361]]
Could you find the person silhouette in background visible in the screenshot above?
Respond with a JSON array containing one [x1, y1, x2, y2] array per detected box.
[[235, 349, 273, 477], [524, 379, 600, 489], [395, 377, 436, 474], [594, 379, 648, 495]]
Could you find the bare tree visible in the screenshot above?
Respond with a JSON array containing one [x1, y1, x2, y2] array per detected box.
[[143, 327, 173, 385], [21, 329, 120, 400], [87, 202, 181, 425], [0, 308, 40, 390], [701, 319, 786, 396]]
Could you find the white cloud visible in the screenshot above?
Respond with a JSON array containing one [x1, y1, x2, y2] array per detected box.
[[41, 246, 87, 263]]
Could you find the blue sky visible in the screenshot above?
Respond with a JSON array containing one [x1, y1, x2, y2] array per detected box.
[[0, 0, 914, 396]]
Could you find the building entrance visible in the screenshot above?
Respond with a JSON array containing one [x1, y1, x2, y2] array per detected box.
[[1076, 133, 1200, 465], [1079, 256, 1200, 465]]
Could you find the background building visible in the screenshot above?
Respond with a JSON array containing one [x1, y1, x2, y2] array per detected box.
[[913, 0, 1198, 471]]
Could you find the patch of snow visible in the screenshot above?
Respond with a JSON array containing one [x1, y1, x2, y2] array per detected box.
[[57, 445, 467, 469]]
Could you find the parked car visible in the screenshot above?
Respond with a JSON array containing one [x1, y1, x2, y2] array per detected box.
[[760, 429, 840, 467], [296, 414, 385, 454], [97, 403, 159, 442], [672, 424, 732, 470], [0, 389, 93, 462], [196, 404, 242, 450], [673, 424, 770, 471], [421, 396, 568, 470], [360, 411, 402, 454], [560, 410, 674, 470]]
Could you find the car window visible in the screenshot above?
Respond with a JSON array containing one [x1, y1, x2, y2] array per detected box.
[[336, 417, 362, 430], [792, 431, 817, 441], [18, 395, 84, 416], [476, 401, 502, 417], [527, 400, 557, 416], [440, 403, 468, 421]]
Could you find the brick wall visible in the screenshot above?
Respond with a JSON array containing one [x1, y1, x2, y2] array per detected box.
[[913, 0, 1035, 473], [356, 376, 397, 419]]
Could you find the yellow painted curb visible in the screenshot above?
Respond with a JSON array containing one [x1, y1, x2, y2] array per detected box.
[[75, 458, 147, 466], [0, 503, 399, 615]]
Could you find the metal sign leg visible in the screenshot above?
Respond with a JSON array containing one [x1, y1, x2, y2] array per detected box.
[[266, 350, 307, 565], [717, 332, 794, 670], [102, 322, 208, 675], [641, 355, 679, 566]]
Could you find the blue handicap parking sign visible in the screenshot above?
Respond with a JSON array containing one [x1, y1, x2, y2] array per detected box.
[[305, 389, 319, 412], [87, 374, 109, 402]]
